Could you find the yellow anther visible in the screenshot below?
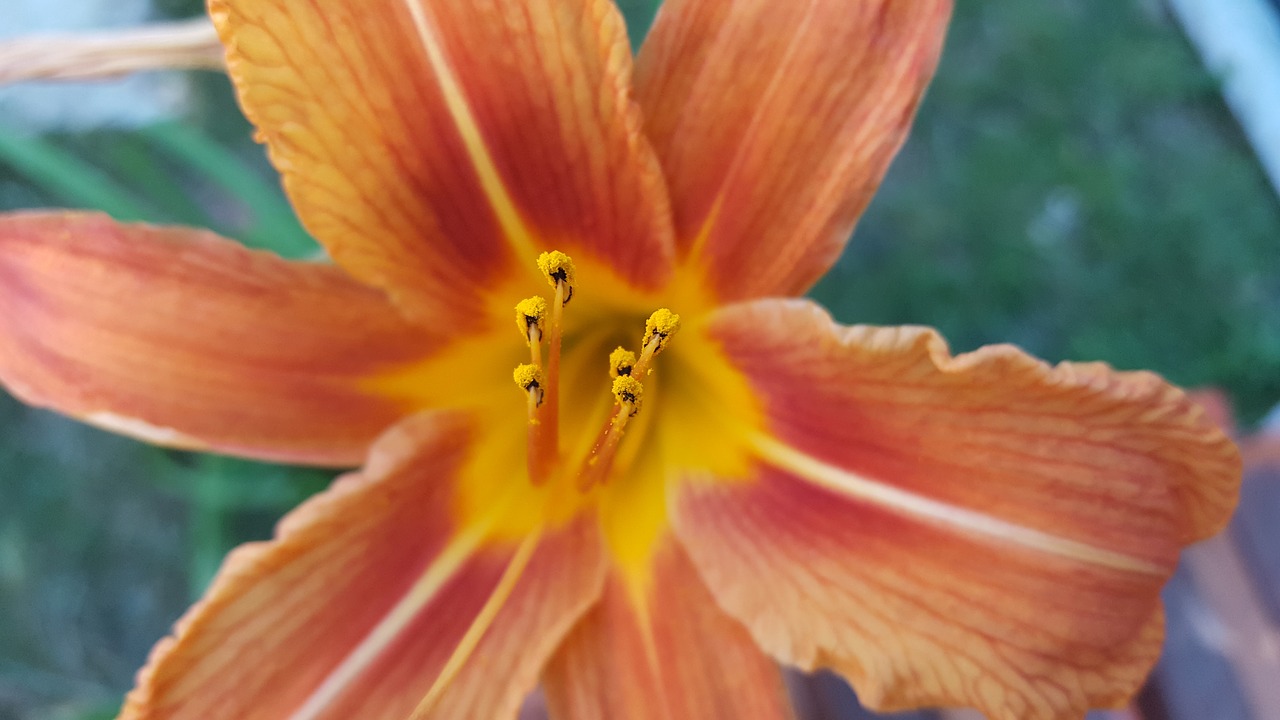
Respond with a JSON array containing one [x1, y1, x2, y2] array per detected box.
[[611, 375, 644, 414], [536, 251, 576, 285], [513, 363, 543, 392], [536, 250, 576, 303], [608, 347, 637, 378], [514, 296, 548, 339], [642, 308, 681, 353]]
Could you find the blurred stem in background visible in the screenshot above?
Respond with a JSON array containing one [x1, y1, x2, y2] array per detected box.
[[0, 130, 153, 220], [0, 120, 314, 256]]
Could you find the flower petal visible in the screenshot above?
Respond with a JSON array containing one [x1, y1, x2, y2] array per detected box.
[[0, 212, 436, 466], [121, 412, 607, 720], [211, 0, 675, 321], [635, 0, 950, 300], [542, 536, 793, 720], [671, 299, 1239, 719]]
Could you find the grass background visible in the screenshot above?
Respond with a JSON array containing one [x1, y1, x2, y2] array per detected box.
[[1, 1, 1277, 718]]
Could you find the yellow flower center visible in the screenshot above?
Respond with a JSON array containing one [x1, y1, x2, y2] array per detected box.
[[511, 252, 691, 502], [367, 250, 762, 580]]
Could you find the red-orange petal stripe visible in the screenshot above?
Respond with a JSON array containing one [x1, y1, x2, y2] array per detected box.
[[710, 300, 1238, 545], [676, 467, 1170, 720], [121, 413, 607, 720], [542, 537, 794, 720], [635, 0, 950, 301], [0, 212, 435, 466], [211, 0, 675, 322], [670, 299, 1240, 719]]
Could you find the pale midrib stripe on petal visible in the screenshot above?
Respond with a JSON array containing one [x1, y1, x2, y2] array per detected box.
[[401, 0, 539, 262], [629, 585, 676, 720], [286, 522, 491, 720], [749, 432, 1165, 576], [409, 527, 542, 719]]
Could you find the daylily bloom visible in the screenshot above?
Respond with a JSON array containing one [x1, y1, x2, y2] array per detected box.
[[0, 0, 1241, 719]]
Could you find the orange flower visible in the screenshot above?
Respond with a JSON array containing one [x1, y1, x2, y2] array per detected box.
[[0, 1, 1240, 719]]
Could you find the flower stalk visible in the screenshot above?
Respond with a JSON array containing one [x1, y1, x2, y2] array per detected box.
[[0, 19, 223, 86]]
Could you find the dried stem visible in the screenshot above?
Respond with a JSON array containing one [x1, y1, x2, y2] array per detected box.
[[0, 18, 224, 86]]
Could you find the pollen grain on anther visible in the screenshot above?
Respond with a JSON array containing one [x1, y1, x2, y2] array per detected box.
[[608, 347, 637, 378], [611, 375, 643, 416], [515, 296, 547, 368], [513, 359, 552, 483], [536, 250, 576, 305], [514, 296, 547, 343], [633, 308, 681, 379], [512, 363, 544, 408]]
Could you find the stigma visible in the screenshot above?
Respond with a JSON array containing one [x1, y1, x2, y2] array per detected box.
[[509, 250, 679, 491]]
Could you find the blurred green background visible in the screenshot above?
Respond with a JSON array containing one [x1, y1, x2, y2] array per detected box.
[[1, 1, 1277, 719]]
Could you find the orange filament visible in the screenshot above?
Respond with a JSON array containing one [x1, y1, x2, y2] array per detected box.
[[510, 253, 576, 485], [536, 252, 573, 486], [512, 363, 552, 482], [577, 375, 643, 491], [576, 311, 680, 492]]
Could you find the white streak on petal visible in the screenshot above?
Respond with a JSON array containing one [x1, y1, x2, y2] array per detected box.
[[83, 411, 206, 449], [750, 431, 1165, 575]]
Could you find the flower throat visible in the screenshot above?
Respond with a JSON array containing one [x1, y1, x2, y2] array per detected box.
[[510, 251, 680, 491]]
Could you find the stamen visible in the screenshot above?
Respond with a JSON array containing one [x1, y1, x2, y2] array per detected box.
[[611, 375, 644, 416], [514, 296, 547, 367], [632, 308, 681, 379], [512, 257, 680, 494], [523, 251, 577, 486], [513, 363, 551, 483], [512, 364, 544, 409], [642, 308, 680, 351], [514, 297, 547, 344], [576, 311, 678, 492], [579, 377, 645, 491], [608, 347, 637, 378], [536, 251, 576, 305]]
